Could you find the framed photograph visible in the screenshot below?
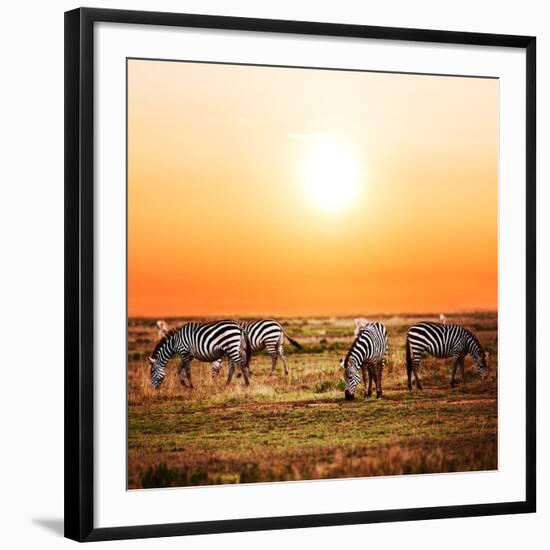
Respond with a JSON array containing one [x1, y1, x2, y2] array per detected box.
[[65, 7, 536, 542]]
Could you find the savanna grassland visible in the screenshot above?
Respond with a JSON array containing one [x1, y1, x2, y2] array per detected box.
[[128, 312, 497, 489]]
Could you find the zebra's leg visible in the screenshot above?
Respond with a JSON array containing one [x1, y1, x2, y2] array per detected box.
[[360, 364, 369, 397], [267, 345, 278, 375], [244, 343, 253, 377], [237, 358, 252, 377], [459, 357, 466, 385], [237, 360, 250, 386], [226, 357, 236, 379], [178, 362, 188, 386], [407, 360, 413, 391], [411, 356, 423, 390], [233, 342, 251, 385], [185, 363, 193, 388], [277, 332, 289, 376], [376, 363, 383, 399], [279, 345, 289, 376], [367, 366, 375, 398], [226, 359, 236, 385], [236, 353, 242, 377], [450, 356, 460, 388], [370, 367, 378, 396], [270, 354, 278, 375], [211, 358, 223, 378], [178, 359, 193, 388]]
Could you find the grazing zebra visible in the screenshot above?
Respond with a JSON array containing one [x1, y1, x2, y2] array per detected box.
[[149, 320, 250, 389], [352, 318, 394, 373], [211, 319, 302, 377], [156, 320, 170, 340], [341, 321, 388, 400], [405, 322, 489, 390], [353, 317, 370, 337]]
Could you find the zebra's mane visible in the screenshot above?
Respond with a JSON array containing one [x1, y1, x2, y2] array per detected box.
[[344, 332, 363, 367], [151, 327, 180, 358], [464, 327, 483, 353], [344, 322, 379, 366], [343, 348, 353, 368]]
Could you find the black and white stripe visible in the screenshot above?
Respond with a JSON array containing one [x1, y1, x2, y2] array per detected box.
[[341, 322, 388, 400], [149, 320, 250, 389], [211, 319, 302, 377], [405, 322, 489, 390]]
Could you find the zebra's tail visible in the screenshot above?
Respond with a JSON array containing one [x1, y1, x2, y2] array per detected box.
[[246, 335, 252, 370], [284, 332, 303, 349], [405, 336, 412, 374]]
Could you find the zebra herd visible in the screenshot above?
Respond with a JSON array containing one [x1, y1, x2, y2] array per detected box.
[[148, 318, 489, 400], [149, 319, 300, 389]]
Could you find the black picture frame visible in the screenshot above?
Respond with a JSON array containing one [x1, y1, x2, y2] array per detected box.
[[65, 7, 536, 542]]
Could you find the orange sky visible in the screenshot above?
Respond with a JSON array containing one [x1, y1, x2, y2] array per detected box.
[[128, 59, 498, 317]]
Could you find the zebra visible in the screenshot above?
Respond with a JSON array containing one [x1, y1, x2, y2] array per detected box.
[[341, 321, 388, 400], [405, 322, 489, 390], [211, 319, 302, 377], [148, 320, 250, 389], [353, 318, 394, 374]]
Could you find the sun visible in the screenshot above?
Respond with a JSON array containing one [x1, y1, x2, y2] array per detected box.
[[299, 139, 361, 213]]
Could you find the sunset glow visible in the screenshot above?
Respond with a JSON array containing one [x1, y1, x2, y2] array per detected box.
[[128, 60, 498, 317], [299, 138, 361, 212]]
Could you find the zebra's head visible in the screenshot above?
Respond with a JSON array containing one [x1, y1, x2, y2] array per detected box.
[[148, 356, 165, 389], [149, 334, 175, 389], [466, 330, 490, 378], [340, 356, 360, 400], [472, 350, 490, 378]]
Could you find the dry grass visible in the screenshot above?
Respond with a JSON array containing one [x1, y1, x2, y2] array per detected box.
[[128, 312, 498, 489]]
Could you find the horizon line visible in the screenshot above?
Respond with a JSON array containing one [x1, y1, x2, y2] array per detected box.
[[128, 309, 498, 320]]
